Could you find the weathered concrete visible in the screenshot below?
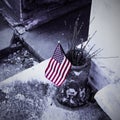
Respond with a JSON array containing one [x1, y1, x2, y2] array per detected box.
[[22, 5, 91, 59], [95, 83, 120, 120], [88, 1, 120, 119], [89, 0, 120, 90], [0, 59, 110, 120], [0, 0, 91, 30], [0, 59, 51, 87], [0, 14, 13, 50]]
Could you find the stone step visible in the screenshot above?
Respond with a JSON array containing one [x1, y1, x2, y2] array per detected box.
[[95, 83, 120, 120], [21, 5, 91, 60]]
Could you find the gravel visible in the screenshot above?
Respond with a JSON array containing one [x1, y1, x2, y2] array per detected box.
[[0, 41, 39, 82]]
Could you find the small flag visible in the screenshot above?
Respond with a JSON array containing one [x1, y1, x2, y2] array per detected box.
[[45, 43, 71, 86]]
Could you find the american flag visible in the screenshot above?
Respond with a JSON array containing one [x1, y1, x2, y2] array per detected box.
[[45, 43, 71, 86]]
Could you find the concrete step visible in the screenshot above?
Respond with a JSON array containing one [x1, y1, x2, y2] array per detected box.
[[21, 5, 91, 60]]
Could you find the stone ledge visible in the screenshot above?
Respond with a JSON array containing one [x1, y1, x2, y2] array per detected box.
[[0, 14, 13, 51]]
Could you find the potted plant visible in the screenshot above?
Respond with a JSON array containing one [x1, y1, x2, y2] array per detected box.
[[56, 16, 102, 108]]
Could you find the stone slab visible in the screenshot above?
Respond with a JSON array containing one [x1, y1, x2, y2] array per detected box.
[[22, 5, 91, 59], [0, 14, 13, 50], [0, 59, 51, 87], [0, 59, 111, 120], [88, 0, 120, 90], [95, 83, 120, 120]]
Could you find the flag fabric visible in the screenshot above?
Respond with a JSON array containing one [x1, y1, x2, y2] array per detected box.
[[45, 43, 71, 86]]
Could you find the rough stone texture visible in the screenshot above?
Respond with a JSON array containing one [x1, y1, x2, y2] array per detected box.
[[0, 14, 13, 50], [0, 59, 110, 120], [95, 83, 120, 120], [0, 39, 39, 82], [88, 1, 120, 119], [22, 5, 91, 59]]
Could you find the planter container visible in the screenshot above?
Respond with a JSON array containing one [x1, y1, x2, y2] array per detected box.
[[56, 56, 92, 108]]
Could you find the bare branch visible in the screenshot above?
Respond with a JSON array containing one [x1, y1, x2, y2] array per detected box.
[[90, 48, 103, 58], [93, 56, 119, 59], [82, 30, 97, 51]]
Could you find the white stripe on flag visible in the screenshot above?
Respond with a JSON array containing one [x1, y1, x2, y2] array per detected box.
[[45, 59, 55, 77], [49, 62, 60, 81], [45, 43, 71, 86], [57, 62, 71, 86], [52, 57, 66, 83], [47, 60, 57, 79], [55, 59, 70, 85]]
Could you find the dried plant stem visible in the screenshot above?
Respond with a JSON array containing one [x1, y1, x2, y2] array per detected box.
[[80, 38, 84, 50], [82, 30, 97, 51], [94, 56, 119, 59], [71, 14, 81, 49], [76, 22, 84, 37], [85, 44, 96, 57], [90, 48, 103, 58], [72, 18, 78, 48]]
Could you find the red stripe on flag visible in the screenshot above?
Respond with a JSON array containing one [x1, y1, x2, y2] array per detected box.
[[52, 58, 66, 83], [45, 59, 55, 78], [55, 59, 70, 86], [45, 58, 52, 74], [48, 61, 57, 79], [50, 63, 60, 81], [57, 62, 71, 86], [52, 58, 67, 84]]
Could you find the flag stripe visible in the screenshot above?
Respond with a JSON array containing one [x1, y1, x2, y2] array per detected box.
[[45, 43, 71, 86], [45, 58, 53, 74], [49, 62, 60, 81], [51, 57, 66, 83], [52, 57, 66, 83], [57, 62, 71, 86], [55, 59, 70, 85], [45, 59, 55, 77], [47, 60, 57, 79], [52, 58, 67, 83]]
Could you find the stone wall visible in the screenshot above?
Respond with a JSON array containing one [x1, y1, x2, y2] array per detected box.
[[2, 0, 21, 21], [89, 0, 120, 90]]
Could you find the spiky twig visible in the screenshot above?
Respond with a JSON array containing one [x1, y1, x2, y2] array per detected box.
[[89, 48, 103, 59], [82, 30, 97, 51], [94, 56, 119, 59], [85, 44, 96, 58]]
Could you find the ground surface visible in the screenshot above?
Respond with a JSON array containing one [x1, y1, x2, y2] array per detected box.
[[0, 41, 39, 82], [0, 80, 110, 120], [0, 2, 112, 119], [0, 44, 110, 120]]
